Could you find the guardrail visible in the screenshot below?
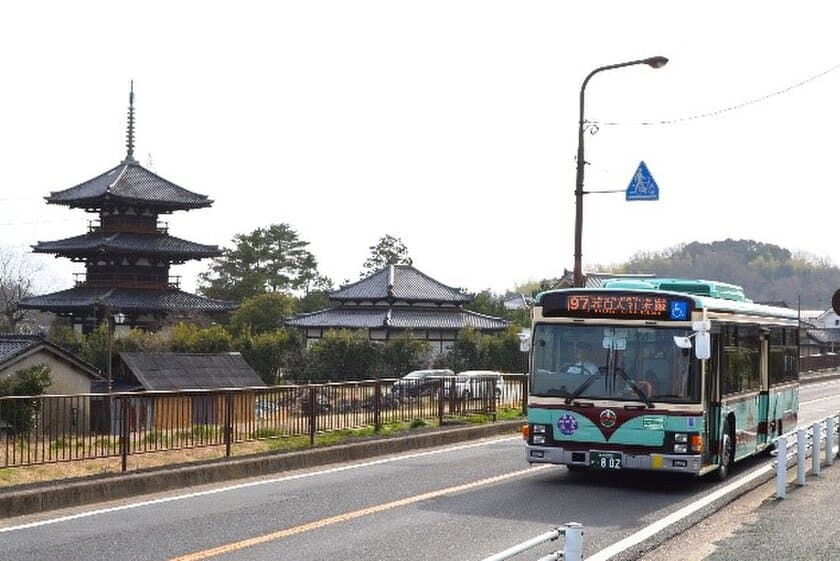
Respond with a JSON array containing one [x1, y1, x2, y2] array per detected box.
[[480, 523, 583, 561], [774, 413, 839, 498]]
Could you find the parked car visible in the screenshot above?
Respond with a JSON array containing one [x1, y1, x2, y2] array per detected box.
[[444, 370, 505, 400], [391, 369, 454, 399]]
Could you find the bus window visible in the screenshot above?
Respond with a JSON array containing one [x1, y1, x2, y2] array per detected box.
[[769, 327, 798, 384], [721, 325, 761, 394]]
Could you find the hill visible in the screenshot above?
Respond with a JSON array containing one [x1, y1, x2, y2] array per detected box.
[[608, 239, 839, 309]]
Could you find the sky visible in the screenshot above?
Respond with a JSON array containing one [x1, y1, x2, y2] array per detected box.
[[1, 2, 838, 297]]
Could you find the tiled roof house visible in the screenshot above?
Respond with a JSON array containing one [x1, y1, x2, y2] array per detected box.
[[287, 265, 507, 353]]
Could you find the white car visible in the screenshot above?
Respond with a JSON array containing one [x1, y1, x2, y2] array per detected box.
[[446, 370, 505, 399]]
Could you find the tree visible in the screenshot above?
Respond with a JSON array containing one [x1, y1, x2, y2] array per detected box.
[[0, 251, 40, 333], [198, 223, 327, 302], [238, 329, 303, 384], [0, 364, 52, 435], [360, 235, 413, 277], [305, 329, 382, 381], [381, 333, 433, 376], [229, 292, 296, 337]]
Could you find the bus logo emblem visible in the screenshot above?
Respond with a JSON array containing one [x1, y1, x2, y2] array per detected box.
[[557, 414, 578, 436], [600, 409, 617, 428]]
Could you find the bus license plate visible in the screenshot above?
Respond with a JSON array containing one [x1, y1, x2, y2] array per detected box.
[[590, 452, 622, 470]]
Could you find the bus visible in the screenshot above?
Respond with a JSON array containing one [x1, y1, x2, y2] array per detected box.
[[523, 278, 799, 479]]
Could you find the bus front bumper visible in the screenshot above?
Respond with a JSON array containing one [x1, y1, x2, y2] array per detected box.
[[526, 445, 703, 475]]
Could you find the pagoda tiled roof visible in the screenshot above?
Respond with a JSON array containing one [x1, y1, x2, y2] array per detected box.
[[32, 233, 221, 259], [330, 265, 470, 304], [19, 288, 235, 314], [287, 306, 507, 331], [46, 162, 211, 210]]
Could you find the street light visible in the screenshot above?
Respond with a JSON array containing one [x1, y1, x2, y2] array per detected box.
[[572, 56, 668, 288]]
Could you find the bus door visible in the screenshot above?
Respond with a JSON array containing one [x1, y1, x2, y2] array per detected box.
[[704, 332, 721, 466], [757, 334, 769, 448]]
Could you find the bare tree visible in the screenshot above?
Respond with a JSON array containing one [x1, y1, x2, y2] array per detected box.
[[0, 250, 40, 333]]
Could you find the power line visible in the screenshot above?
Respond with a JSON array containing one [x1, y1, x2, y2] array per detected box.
[[592, 64, 839, 127]]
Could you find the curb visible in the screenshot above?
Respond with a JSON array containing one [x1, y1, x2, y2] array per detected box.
[[0, 420, 523, 519]]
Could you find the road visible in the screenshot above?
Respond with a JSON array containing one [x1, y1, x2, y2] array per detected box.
[[2, 378, 839, 561]]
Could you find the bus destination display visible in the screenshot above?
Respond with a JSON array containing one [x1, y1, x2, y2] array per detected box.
[[540, 292, 693, 321]]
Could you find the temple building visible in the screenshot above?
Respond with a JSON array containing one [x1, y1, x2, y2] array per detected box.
[[287, 264, 508, 353], [19, 84, 235, 332]]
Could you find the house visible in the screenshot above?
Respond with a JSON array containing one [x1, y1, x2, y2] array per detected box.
[[112, 352, 266, 430], [0, 334, 102, 434], [0, 335, 101, 393], [286, 264, 508, 354]]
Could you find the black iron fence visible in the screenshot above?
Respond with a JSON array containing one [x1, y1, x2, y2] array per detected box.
[[801, 353, 840, 372], [0, 375, 526, 471]]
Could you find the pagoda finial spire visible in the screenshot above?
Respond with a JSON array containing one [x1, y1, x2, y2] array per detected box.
[[124, 80, 138, 164]]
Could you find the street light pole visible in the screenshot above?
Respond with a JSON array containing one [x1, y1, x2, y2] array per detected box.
[[572, 56, 668, 288]]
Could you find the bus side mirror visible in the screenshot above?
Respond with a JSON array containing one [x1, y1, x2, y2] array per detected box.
[[695, 331, 711, 360]]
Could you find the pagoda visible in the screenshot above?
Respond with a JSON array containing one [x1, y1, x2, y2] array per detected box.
[[20, 84, 235, 332]]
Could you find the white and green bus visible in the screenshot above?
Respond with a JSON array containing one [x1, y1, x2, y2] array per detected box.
[[524, 279, 799, 479]]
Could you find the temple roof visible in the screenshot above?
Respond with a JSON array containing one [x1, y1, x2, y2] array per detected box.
[[32, 232, 221, 260], [331, 265, 470, 304], [19, 287, 235, 314], [46, 162, 212, 210], [287, 306, 507, 331]]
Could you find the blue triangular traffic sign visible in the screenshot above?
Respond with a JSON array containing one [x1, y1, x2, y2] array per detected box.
[[626, 161, 659, 201]]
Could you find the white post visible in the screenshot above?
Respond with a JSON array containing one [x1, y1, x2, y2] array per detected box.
[[813, 422, 821, 476], [828, 417, 836, 466], [564, 522, 583, 561], [797, 428, 807, 485], [776, 435, 787, 499]]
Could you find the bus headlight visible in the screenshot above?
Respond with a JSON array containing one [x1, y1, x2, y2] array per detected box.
[[674, 443, 688, 453], [533, 434, 546, 445], [674, 433, 688, 443], [533, 424, 547, 434]]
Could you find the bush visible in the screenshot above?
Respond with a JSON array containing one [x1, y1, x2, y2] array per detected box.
[[0, 364, 52, 435], [305, 329, 382, 381], [381, 333, 432, 376]]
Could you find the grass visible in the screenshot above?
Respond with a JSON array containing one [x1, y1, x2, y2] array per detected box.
[[0, 410, 523, 489]]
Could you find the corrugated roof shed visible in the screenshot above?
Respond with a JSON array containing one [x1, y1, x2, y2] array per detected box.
[[119, 352, 265, 390]]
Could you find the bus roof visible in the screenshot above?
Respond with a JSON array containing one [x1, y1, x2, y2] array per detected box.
[[535, 278, 799, 320]]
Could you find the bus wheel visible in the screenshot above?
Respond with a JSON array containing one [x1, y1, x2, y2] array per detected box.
[[717, 424, 734, 481]]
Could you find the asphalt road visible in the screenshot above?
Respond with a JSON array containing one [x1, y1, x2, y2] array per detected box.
[[3, 379, 839, 561]]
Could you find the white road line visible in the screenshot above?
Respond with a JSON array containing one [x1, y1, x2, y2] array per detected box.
[[0, 435, 520, 534], [586, 464, 773, 561]]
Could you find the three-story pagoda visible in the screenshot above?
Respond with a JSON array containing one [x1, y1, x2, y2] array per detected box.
[[20, 85, 235, 331]]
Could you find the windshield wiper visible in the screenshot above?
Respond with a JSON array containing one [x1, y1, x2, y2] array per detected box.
[[614, 369, 654, 408], [565, 368, 603, 404]]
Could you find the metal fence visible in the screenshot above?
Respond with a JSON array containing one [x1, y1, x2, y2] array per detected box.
[[774, 412, 839, 498], [800, 353, 840, 372], [480, 523, 583, 561], [0, 374, 526, 471]]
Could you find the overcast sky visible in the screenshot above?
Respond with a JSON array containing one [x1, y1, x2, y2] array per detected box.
[[1, 2, 837, 297]]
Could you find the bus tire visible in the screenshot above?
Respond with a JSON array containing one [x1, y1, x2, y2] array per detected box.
[[717, 422, 734, 481]]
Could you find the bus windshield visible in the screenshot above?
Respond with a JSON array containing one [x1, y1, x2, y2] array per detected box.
[[531, 324, 700, 403]]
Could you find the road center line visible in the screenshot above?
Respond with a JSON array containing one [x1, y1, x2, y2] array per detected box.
[[0, 435, 520, 534], [169, 465, 550, 561]]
